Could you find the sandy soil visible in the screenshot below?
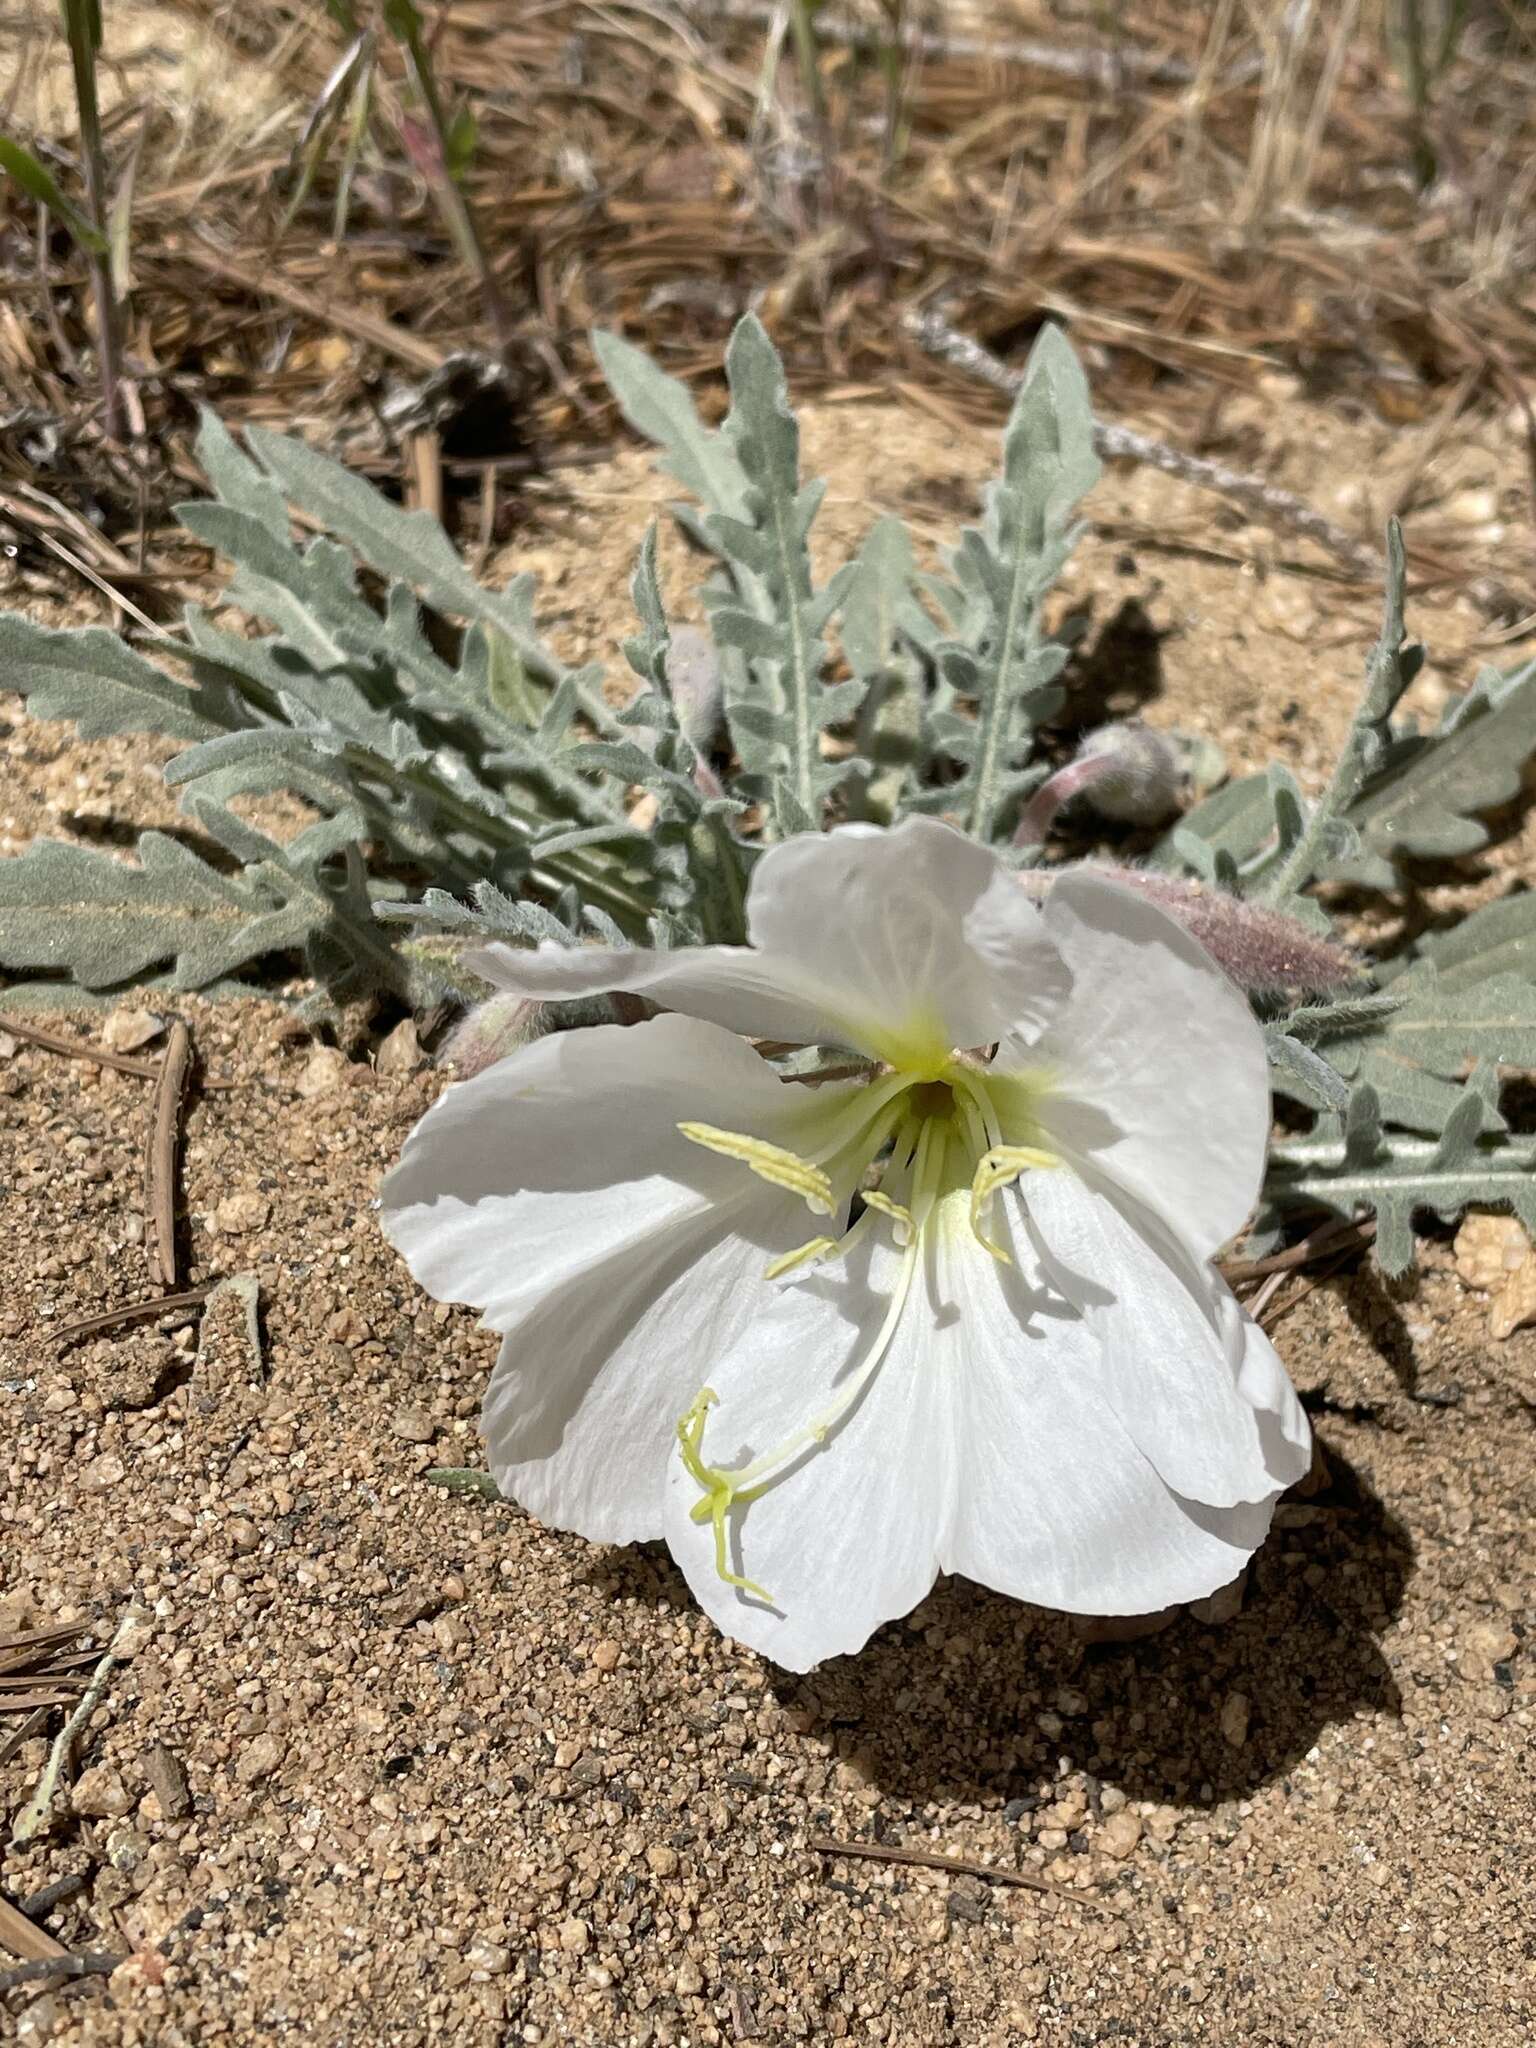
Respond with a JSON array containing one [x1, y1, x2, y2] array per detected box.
[[1, 395, 1534, 2046]]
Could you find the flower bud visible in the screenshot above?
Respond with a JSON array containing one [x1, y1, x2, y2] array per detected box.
[[666, 625, 725, 750], [1074, 722, 1187, 824], [1020, 863, 1360, 996], [1016, 722, 1186, 844], [438, 991, 544, 1077]]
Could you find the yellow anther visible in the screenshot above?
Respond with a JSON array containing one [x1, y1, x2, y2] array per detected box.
[[859, 1188, 914, 1244], [968, 1143, 1058, 1261], [764, 1235, 840, 1281], [677, 1122, 834, 1215], [676, 1390, 774, 1603]]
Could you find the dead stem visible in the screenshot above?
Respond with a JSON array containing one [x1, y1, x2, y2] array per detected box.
[[52, 1283, 216, 1352], [0, 1016, 160, 1079], [145, 1020, 191, 1289], [806, 1835, 1117, 1909]]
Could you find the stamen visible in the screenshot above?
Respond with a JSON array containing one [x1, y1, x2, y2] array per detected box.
[[949, 1065, 1004, 1151], [677, 1123, 835, 1214], [859, 1188, 914, 1244], [968, 1142, 1058, 1259], [676, 1123, 942, 1602], [764, 1235, 840, 1280], [678, 1073, 916, 1223], [676, 1391, 774, 1603]]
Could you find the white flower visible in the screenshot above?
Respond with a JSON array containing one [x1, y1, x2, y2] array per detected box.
[[381, 818, 1311, 1670]]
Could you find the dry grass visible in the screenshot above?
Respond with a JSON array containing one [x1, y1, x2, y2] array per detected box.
[[1, 0, 1534, 590]]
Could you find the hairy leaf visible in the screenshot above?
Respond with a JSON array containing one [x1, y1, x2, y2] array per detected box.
[[938, 324, 1099, 842], [1266, 1080, 1536, 1275], [1326, 963, 1536, 1132], [1335, 654, 1536, 882], [1385, 888, 1536, 992], [0, 834, 325, 991], [0, 614, 236, 741], [592, 328, 751, 521]]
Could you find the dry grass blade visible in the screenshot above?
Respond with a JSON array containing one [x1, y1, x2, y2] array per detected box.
[[0, 1622, 89, 1676], [11, 1611, 144, 1849], [0, 1709, 51, 1771], [145, 1019, 191, 1289], [806, 1835, 1117, 1910], [0, 1893, 68, 1964], [171, 239, 447, 374], [0, 1016, 160, 1079], [1221, 1216, 1378, 1286], [1, 0, 1532, 631], [52, 1283, 216, 1353]]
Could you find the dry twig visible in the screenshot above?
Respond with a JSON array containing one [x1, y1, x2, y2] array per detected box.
[[0, 1016, 160, 1080], [12, 1612, 144, 1849], [807, 1834, 1115, 1908], [145, 1020, 191, 1289], [52, 1284, 216, 1353], [700, 0, 1198, 87], [0, 1952, 121, 1992]]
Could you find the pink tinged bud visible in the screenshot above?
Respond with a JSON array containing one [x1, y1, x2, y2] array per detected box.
[[399, 114, 445, 182], [1016, 723, 1185, 845], [439, 991, 544, 1077], [666, 625, 725, 750], [1019, 863, 1361, 997]]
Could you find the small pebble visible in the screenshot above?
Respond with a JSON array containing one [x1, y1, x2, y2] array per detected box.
[[296, 1045, 353, 1097], [1097, 1810, 1142, 1859], [1220, 1692, 1251, 1748], [213, 1191, 270, 1234], [376, 1018, 425, 1077], [235, 1733, 282, 1786], [391, 1406, 437, 1444], [71, 1765, 133, 1818], [143, 1741, 193, 1821], [101, 1008, 164, 1053]]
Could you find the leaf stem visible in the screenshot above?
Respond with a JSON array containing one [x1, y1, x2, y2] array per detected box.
[[1259, 521, 1408, 903]]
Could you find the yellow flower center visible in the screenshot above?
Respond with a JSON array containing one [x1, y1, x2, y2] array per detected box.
[[672, 1052, 1059, 1603]]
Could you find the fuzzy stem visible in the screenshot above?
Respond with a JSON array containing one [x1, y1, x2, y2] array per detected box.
[[1259, 520, 1408, 903]]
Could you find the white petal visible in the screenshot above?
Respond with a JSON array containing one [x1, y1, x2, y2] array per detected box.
[[933, 1193, 1284, 1615], [465, 936, 857, 1053], [663, 1229, 949, 1669], [1020, 1168, 1312, 1507], [380, 1014, 869, 1541], [380, 1012, 853, 1328], [745, 818, 1072, 1064], [1003, 869, 1270, 1258], [484, 1221, 811, 1544]]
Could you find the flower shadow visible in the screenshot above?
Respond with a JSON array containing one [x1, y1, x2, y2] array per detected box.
[[763, 1439, 1410, 1810]]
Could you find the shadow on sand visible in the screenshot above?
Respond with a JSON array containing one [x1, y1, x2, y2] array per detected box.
[[590, 1438, 1410, 1810]]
